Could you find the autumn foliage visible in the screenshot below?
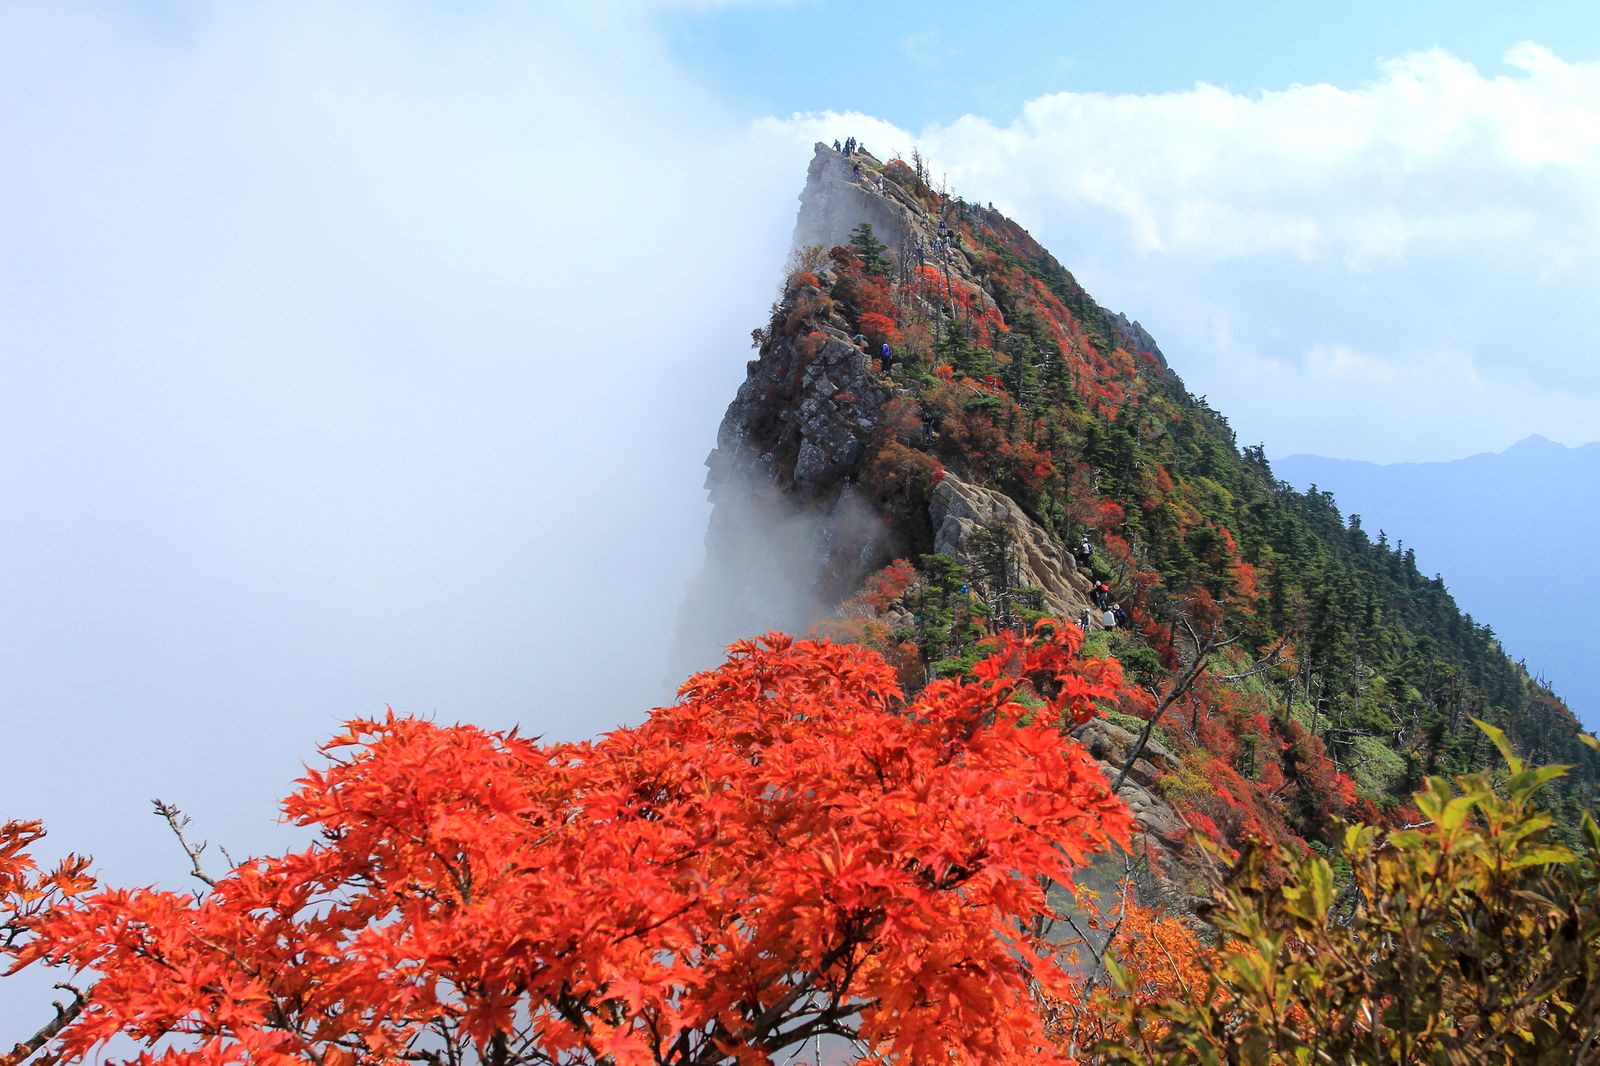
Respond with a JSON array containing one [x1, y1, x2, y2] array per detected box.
[[5, 627, 1134, 1065]]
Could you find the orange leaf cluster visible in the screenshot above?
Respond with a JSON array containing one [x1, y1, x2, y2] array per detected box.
[[12, 629, 1135, 1065]]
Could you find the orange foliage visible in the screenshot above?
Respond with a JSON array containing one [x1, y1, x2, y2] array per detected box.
[[1, 820, 94, 938], [860, 558, 917, 612], [856, 310, 903, 348], [1229, 559, 1259, 612], [6, 630, 1137, 1065], [1044, 886, 1214, 1053], [996, 437, 1059, 500], [862, 441, 946, 531], [876, 395, 924, 445]]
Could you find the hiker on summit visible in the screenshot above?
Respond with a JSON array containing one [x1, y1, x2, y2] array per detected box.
[[832, 139, 841, 151]]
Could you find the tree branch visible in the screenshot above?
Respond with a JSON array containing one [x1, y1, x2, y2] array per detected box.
[[152, 800, 217, 888], [1112, 647, 1212, 794], [1, 985, 85, 1066]]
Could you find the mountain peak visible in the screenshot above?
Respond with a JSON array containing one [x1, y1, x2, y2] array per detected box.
[[1505, 432, 1564, 454], [676, 145, 1598, 890]]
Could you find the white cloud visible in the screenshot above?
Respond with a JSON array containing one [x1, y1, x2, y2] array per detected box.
[[0, 0, 804, 928], [1304, 346, 1397, 383], [756, 47, 1600, 461]]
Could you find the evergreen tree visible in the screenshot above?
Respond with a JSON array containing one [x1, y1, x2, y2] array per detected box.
[[849, 222, 892, 277]]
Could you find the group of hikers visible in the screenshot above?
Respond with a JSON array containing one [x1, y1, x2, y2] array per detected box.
[[1075, 536, 1130, 631], [836, 139, 888, 191]]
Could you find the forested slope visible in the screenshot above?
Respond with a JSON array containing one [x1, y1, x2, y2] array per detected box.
[[698, 142, 1599, 864]]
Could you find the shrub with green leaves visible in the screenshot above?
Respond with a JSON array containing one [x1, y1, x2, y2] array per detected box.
[[1098, 722, 1600, 1064]]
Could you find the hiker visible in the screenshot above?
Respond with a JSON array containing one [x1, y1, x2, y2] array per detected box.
[[1093, 582, 1111, 610], [852, 161, 862, 178], [1114, 603, 1132, 628], [1075, 537, 1094, 567], [852, 332, 867, 347], [1102, 607, 1117, 629], [833, 138, 841, 151], [921, 408, 935, 441], [879, 342, 893, 373], [1077, 608, 1092, 631]]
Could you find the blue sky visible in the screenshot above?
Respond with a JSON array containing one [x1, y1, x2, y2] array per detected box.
[[2, 4, 1599, 1021], [654, 0, 1600, 463], [663, 0, 1600, 129]]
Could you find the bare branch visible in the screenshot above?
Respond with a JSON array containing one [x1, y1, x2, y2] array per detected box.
[[1112, 648, 1211, 794], [1214, 640, 1289, 682], [152, 800, 217, 888], [1, 985, 85, 1066]]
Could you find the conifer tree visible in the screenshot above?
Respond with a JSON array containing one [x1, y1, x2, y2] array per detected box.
[[848, 222, 892, 277]]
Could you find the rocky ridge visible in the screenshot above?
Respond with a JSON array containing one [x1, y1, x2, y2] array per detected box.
[[680, 142, 1200, 890]]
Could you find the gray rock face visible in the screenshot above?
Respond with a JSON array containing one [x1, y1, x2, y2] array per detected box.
[[673, 271, 899, 677], [1078, 718, 1178, 772], [1070, 717, 1200, 903], [790, 143, 915, 258], [708, 324, 889, 506], [929, 473, 1089, 617], [1111, 312, 1168, 369]]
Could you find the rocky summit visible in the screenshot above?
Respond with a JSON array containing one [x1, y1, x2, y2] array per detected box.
[[677, 141, 1598, 903]]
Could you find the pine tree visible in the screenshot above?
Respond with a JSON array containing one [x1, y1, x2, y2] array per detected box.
[[849, 222, 892, 277]]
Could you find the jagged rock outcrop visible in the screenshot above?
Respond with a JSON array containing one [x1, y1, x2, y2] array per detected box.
[[673, 142, 1206, 888], [670, 276, 898, 675], [699, 287, 899, 602], [790, 146, 912, 257], [1073, 717, 1200, 901], [1112, 312, 1168, 369], [929, 473, 1090, 617]]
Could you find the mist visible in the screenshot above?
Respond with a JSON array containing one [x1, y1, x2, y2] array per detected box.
[[0, 0, 821, 957]]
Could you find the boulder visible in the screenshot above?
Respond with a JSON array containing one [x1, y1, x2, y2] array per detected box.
[[928, 472, 1088, 616]]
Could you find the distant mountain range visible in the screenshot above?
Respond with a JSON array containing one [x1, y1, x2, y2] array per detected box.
[[1277, 435, 1599, 731]]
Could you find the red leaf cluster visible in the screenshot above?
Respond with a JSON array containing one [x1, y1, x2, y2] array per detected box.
[[11, 629, 1134, 1065]]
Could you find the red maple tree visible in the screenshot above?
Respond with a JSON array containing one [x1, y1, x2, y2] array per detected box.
[[5, 626, 1133, 1065]]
